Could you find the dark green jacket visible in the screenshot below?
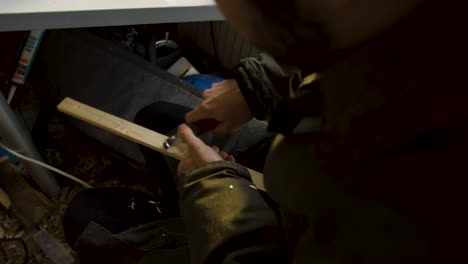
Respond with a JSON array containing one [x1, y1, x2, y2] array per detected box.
[[178, 1, 468, 263]]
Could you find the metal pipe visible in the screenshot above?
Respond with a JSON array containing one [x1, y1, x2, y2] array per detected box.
[[0, 93, 60, 197]]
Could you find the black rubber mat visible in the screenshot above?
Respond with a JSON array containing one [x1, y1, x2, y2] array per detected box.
[[63, 187, 163, 246]]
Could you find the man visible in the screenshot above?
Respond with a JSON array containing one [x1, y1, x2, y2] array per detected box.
[[171, 0, 468, 263], [65, 0, 467, 263]]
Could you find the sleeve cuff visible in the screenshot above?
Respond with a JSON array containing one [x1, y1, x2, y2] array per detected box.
[[178, 161, 252, 191]]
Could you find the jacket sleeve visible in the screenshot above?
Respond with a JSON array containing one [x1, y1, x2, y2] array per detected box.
[[177, 161, 286, 264], [235, 53, 302, 121]]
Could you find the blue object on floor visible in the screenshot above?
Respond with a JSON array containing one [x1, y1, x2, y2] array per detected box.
[[183, 74, 224, 91], [0, 147, 20, 164]]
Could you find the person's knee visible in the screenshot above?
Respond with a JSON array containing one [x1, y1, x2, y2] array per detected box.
[[134, 101, 192, 135], [135, 101, 163, 127]]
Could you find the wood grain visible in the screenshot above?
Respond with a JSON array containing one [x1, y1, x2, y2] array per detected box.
[[57, 98, 265, 190]]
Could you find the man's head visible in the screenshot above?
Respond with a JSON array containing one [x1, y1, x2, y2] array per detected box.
[[216, 0, 423, 69]]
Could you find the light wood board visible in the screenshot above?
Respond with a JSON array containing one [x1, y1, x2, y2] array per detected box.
[[57, 97, 265, 190], [0, 157, 12, 209]]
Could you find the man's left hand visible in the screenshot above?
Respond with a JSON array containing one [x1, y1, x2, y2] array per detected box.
[[177, 124, 234, 176]]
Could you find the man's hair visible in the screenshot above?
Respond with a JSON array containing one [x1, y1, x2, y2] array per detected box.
[[248, 0, 332, 70], [251, 0, 297, 24]]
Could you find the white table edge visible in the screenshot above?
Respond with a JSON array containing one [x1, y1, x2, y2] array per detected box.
[[0, 5, 224, 32]]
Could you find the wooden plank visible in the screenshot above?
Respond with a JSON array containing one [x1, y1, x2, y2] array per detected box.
[[57, 97, 265, 190], [57, 97, 189, 160], [0, 158, 53, 227], [0, 157, 12, 209], [0, 188, 11, 210]]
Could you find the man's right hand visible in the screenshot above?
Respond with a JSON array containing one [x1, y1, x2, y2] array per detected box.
[[185, 79, 253, 135]]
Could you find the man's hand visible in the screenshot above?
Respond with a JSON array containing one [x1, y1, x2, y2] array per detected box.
[[177, 124, 235, 176], [185, 79, 253, 135]]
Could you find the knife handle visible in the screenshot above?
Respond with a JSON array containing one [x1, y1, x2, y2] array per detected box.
[[189, 119, 220, 135]]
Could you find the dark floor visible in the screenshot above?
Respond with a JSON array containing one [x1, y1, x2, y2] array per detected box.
[[0, 110, 164, 264]]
